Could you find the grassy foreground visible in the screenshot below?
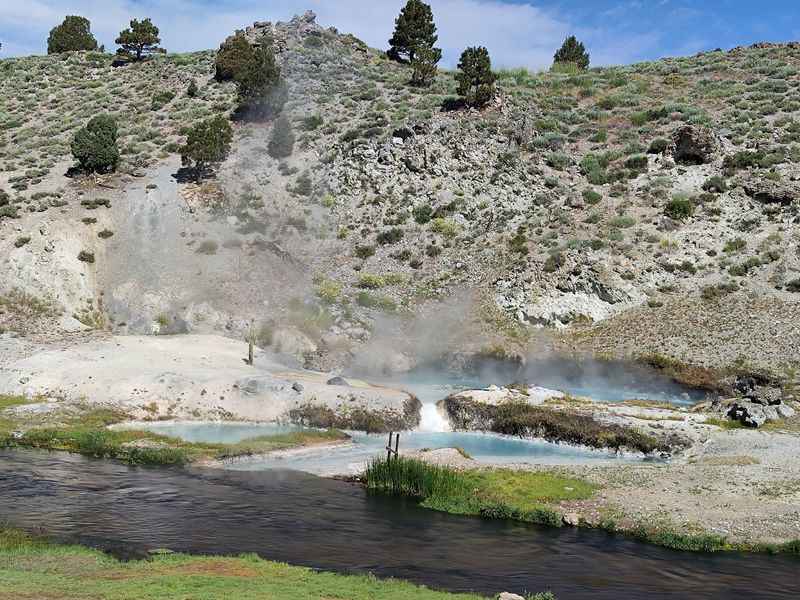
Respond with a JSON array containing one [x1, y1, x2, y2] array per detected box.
[[0, 528, 552, 600], [0, 395, 347, 465]]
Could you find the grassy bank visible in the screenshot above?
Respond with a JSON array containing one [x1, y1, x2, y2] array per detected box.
[[365, 458, 800, 556], [0, 396, 347, 466], [0, 528, 556, 600], [365, 457, 594, 527]]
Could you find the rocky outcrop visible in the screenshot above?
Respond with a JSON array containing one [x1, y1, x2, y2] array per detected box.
[[230, 11, 325, 54], [289, 394, 421, 433], [742, 179, 799, 205], [724, 399, 795, 427], [447, 385, 564, 408], [669, 125, 718, 165]]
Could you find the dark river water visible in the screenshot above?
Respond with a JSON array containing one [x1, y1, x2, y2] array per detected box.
[[1, 450, 797, 599]]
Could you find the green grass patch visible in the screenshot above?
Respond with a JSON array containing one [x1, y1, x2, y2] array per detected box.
[[365, 457, 593, 528], [0, 528, 493, 600], [0, 395, 28, 411], [215, 430, 348, 460]]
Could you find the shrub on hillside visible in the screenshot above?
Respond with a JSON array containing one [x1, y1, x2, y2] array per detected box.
[[455, 46, 496, 108], [71, 115, 119, 173], [648, 138, 670, 154], [115, 18, 164, 61], [47, 16, 98, 54], [180, 115, 233, 177], [664, 195, 695, 221], [268, 114, 295, 159], [151, 90, 176, 111]]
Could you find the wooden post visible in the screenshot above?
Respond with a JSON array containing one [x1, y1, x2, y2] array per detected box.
[[386, 432, 400, 461]]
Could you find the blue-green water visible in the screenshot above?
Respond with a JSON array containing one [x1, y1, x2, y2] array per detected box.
[[115, 421, 302, 444], [227, 430, 632, 476], [124, 422, 633, 476]]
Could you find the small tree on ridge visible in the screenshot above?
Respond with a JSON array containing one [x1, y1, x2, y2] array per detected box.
[[388, 0, 438, 64], [115, 18, 163, 61], [47, 16, 98, 54], [455, 46, 496, 108], [553, 35, 590, 71]]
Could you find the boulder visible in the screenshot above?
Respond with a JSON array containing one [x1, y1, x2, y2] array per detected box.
[[272, 327, 317, 361], [562, 512, 581, 527], [669, 125, 717, 165], [726, 400, 767, 427], [742, 179, 798, 205], [498, 594, 525, 600]]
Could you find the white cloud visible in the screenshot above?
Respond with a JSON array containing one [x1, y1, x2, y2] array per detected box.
[[0, 0, 643, 69]]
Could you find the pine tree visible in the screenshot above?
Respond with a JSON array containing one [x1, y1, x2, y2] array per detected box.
[[115, 18, 163, 61], [455, 46, 496, 108], [180, 116, 233, 177], [388, 0, 438, 64], [71, 115, 119, 173], [215, 32, 254, 82], [47, 16, 98, 54], [235, 38, 286, 120], [553, 35, 590, 70], [411, 45, 442, 87]]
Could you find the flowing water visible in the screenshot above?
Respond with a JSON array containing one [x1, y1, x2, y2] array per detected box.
[[1, 450, 797, 600]]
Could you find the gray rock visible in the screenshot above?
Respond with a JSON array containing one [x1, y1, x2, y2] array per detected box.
[[562, 512, 581, 527], [743, 179, 798, 205], [669, 124, 717, 165], [326, 376, 350, 387], [777, 404, 796, 419], [727, 400, 767, 427], [292, 382, 304, 393], [498, 594, 525, 600], [762, 405, 780, 423]]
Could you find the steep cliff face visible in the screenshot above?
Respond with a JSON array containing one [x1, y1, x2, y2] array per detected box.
[[2, 13, 800, 374]]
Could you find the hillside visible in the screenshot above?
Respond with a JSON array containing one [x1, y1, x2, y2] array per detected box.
[[1, 11, 799, 384]]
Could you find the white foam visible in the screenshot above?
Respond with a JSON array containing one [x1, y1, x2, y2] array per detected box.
[[418, 401, 451, 432]]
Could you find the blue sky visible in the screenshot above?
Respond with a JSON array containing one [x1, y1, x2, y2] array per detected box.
[[1, 1, 799, 69]]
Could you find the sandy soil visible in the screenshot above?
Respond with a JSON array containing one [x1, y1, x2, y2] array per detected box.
[[548, 426, 800, 544]]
